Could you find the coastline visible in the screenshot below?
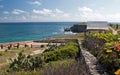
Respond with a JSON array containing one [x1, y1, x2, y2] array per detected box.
[[0, 32, 83, 51]]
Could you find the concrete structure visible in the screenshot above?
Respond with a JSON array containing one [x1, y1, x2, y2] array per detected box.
[[70, 21, 108, 33], [87, 21, 109, 31]]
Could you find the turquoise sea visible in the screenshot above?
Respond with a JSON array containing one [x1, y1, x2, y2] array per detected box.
[[0, 22, 78, 43]]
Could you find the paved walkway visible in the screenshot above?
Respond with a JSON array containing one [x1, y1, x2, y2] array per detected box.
[[0, 49, 5, 51], [109, 26, 118, 35], [30, 49, 46, 55]]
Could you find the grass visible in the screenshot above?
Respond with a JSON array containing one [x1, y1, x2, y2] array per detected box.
[[0, 59, 83, 75], [43, 59, 75, 68], [55, 33, 84, 40], [0, 70, 42, 75], [0, 46, 47, 64], [42, 59, 83, 75], [0, 33, 83, 64], [0, 33, 84, 75]]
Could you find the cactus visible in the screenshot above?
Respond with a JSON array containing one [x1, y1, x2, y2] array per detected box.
[[7, 52, 43, 71]]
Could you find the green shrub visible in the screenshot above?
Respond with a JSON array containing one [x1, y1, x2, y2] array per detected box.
[[0, 52, 6, 56], [43, 42, 78, 62], [5, 42, 78, 73], [0, 70, 42, 75], [7, 52, 43, 71], [12, 70, 42, 75], [1, 59, 79, 75], [90, 32, 118, 42], [84, 32, 120, 74], [43, 59, 75, 68]]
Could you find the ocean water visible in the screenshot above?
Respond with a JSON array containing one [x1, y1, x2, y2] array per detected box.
[[0, 22, 78, 43]]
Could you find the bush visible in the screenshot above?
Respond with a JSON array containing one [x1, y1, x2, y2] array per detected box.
[[43, 60, 83, 75], [90, 32, 118, 42], [5, 42, 79, 74], [0, 52, 6, 56], [0, 70, 42, 75], [84, 32, 120, 75], [43, 42, 78, 62], [43, 59, 75, 68], [7, 52, 43, 71], [1, 59, 81, 75]]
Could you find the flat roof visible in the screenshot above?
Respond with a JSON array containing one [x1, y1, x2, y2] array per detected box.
[[87, 21, 109, 30]]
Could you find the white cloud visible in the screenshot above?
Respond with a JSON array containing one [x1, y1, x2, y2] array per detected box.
[[22, 16, 27, 20], [29, 1, 41, 6], [33, 9, 52, 15], [0, 17, 8, 21], [3, 11, 9, 14], [55, 9, 64, 13], [33, 8, 70, 17], [62, 13, 70, 18], [0, 5, 3, 8], [15, 7, 120, 22], [12, 9, 27, 15], [4, 6, 120, 22], [31, 8, 71, 21], [3, 17, 8, 19], [106, 13, 120, 21], [78, 6, 93, 12], [78, 7, 102, 21], [100, 7, 105, 10], [77, 6, 120, 22]]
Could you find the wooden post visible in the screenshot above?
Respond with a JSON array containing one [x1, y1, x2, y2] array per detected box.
[[31, 44, 32, 48], [24, 44, 28, 48], [16, 43, 19, 48], [0, 45, 3, 49], [9, 44, 12, 49], [8, 46, 10, 50]]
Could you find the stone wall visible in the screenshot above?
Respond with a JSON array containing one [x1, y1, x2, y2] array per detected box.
[[77, 39, 107, 75], [33, 38, 78, 43]]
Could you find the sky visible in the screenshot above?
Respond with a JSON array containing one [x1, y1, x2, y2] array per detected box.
[[0, 0, 120, 22]]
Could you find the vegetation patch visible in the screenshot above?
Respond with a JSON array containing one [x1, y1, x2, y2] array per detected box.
[[0, 42, 79, 75], [43, 42, 78, 62], [83, 32, 120, 75]]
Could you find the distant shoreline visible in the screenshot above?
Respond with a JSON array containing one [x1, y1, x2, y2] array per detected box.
[[0, 22, 79, 24], [1, 21, 120, 24]]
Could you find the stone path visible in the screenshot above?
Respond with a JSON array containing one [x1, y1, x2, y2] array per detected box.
[[109, 26, 118, 35], [30, 49, 45, 55], [0, 49, 5, 51]]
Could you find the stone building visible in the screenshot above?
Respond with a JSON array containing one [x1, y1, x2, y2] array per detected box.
[[70, 21, 108, 33]]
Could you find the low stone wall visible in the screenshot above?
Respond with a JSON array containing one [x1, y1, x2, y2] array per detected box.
[[77, 39, 107, 75], [33, 38, 78, 43]]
